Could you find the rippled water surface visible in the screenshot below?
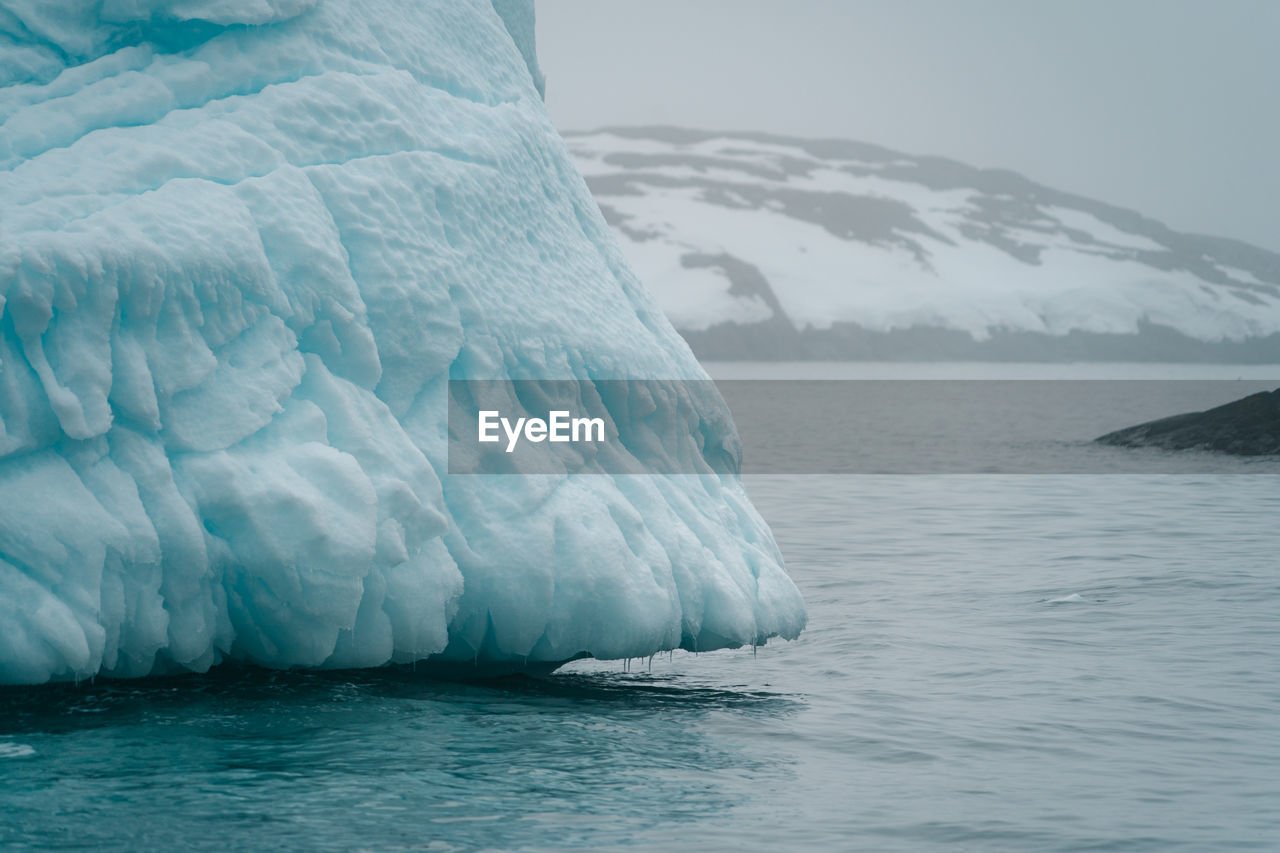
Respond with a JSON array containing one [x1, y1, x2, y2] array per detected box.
[[3, 473, 1279, 851]]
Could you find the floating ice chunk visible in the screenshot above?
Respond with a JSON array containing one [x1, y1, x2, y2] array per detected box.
[[0, 743, 36, 759]]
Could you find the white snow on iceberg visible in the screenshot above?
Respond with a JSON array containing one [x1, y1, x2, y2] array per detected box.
[[0, 0, 805, 684]]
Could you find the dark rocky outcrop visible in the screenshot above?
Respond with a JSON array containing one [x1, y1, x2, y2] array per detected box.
[[1096, 388, 1280, 455]]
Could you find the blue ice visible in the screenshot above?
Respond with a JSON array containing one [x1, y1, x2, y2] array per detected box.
[[0, 0, 805, 684]]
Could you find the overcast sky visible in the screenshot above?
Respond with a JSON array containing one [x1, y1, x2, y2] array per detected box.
[[536, 1, 1280, 252]]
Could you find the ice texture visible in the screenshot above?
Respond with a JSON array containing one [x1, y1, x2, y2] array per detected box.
[[0, 0, 805, 684]]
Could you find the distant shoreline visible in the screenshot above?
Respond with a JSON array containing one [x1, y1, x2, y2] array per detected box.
[[680, 320, 1280, 364]]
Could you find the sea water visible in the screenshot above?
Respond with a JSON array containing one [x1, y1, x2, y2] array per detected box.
[[1, 365, 1277, 851]]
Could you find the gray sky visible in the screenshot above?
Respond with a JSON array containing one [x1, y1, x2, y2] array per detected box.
[[537, 1, 1280, 252]]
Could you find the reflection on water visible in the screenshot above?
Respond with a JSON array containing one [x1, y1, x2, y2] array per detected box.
[[0, 667, 798, 851]]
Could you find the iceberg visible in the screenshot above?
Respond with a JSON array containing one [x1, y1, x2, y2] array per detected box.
[[0, 0, 805, 684]]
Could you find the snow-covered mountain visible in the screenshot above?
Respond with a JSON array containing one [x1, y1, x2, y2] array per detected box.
[[567, 127, 1280, 361]]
